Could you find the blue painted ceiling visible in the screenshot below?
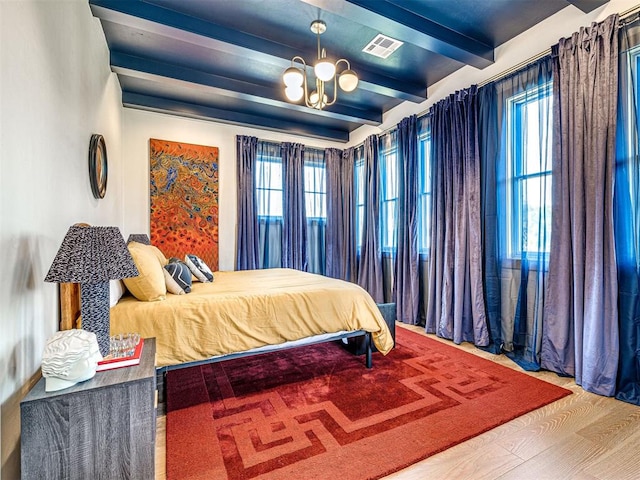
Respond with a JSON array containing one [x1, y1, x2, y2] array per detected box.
[[89, 0, 608, 142]]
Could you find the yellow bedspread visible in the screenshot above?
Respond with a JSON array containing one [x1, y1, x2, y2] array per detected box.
[[110, 268, 394, 366]]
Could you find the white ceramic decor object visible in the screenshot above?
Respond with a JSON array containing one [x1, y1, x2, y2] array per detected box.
[[41, 330, 103, 392]]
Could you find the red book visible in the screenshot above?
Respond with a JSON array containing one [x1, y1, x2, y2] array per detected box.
[[97, 338, 144, 371]]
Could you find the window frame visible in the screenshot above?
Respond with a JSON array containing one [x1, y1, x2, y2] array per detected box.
[[418, 129, 432, 256], [255, 154, 284, 220], [303, 158, 327, 222], [354, 150, 365, 252], [505, 82, 553, 261], [619, 46, 640, 269], [380, 143, 399, 253], [625, 48, 640, 214]]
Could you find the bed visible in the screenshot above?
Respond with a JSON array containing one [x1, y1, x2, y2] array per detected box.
[[60, 266, 394, 399]]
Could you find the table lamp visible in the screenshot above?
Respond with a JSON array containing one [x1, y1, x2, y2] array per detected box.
[[45, 225, 139, 356]]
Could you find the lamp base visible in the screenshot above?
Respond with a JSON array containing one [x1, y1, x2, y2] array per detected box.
[[80, 282, 110, 357]]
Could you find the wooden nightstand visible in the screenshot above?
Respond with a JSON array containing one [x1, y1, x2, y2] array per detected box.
[[20, 338, 156, 480]]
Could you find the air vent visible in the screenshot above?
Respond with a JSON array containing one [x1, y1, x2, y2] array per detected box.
[[362, 34, 403, 59]]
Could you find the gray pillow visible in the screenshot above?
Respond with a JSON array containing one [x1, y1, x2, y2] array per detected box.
[[163, 261, 192, 294]]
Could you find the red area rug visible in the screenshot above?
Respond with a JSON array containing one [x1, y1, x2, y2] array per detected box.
[[166, 328, 571, 480]]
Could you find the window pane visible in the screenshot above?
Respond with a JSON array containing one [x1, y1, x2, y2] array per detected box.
[[381, 149, 398, 251], [304, 165, 325, 192], [256, 189, 283, 217], [384, 153, 398, 200], [267, 190, 283, 217], [522, 99, 553, 175], [256, 189, 267, 216], [355, 160, 365, 250], [256, 158, 283, 217], [256, 161, 266, 188], [356, 161, 365, 204], [304, 163, 326, 218], [355, 211, 362, 248], [521, 175, 551, 253], [420, 140, 432, 195], [418, 135, 431, 253], [305, 192, 326, 218], [419, 194, 431, 252], [382, 200, 397, 249], [256, 160, 282, 189]]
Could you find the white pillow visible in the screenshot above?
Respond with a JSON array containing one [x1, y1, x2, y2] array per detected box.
[[184, 254, 214, 283], [109, 279, 125, 307]]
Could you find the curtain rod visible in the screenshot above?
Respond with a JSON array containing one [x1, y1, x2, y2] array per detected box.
[[474, 6, 640, 89], [473, 5, 640, 89], [619, 3, 640, 20], [477, 49, 552, 87]]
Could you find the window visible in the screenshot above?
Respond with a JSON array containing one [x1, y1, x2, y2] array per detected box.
[[305, 153, 326, 274], [354, 151, 365, 251], [255, 150, 283, 269], [304, 161, 326, 219], [353, 141, 398, 252], [256, 156, 283, 218], [619, 46, 640, 209], [627, 47, 640, 265], [380, 145, 398, 251], [614, 44, 640, 269], [418, 131, 432, 254], [506, 84, 553, 259]]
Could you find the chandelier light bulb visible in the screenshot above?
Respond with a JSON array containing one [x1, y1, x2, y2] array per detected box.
[[285, 85, 304, 102], [283, 67, 304, 87], [314, 58, 336, 82], [339, 69, 359, 92], [309, 91, 328, 109]]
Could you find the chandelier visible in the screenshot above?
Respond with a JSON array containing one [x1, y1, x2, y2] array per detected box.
[[282, 20, 358, 110]]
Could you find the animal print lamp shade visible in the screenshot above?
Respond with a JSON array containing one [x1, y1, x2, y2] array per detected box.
[[45, 225, 139, 356], [127, 233, 151, 245]]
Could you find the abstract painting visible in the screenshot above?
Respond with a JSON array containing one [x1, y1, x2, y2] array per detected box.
[[149, 138, 219, 270]]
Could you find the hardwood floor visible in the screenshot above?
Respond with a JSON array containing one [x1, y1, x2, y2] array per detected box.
[[154, 324, 640, 480]]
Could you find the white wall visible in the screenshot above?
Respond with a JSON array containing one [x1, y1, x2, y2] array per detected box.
[[349, 0, 640, 146], [0, 1, 124, 478], [122, 109, 344, 271]]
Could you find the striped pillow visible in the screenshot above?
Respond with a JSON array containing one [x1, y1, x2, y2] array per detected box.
[[185, 254, 214, 283]]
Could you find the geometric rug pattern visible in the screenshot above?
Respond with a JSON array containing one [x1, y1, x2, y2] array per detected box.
[[167, 328, 572, 480]]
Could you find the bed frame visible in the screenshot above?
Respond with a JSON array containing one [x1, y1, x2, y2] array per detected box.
[[58, 281, 374, 402]]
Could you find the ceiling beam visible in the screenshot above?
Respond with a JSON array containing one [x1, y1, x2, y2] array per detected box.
[[300, 0, 494, 69], [111, 52, 382, 125], [122, 92, 351, 143], [90, 0, 426, 102], [564, 0, 609, 13]]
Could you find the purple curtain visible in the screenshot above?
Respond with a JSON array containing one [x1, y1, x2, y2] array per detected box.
[[281, 142, 307, 271], [357, 135, 384, 302], [427, 87, 489, 346], [236, 135, 259, 270], [326, 147, 357, 282], [395, 115, 420, 324], [542, 15, 619, 396], [477, 56, 555, 366]]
